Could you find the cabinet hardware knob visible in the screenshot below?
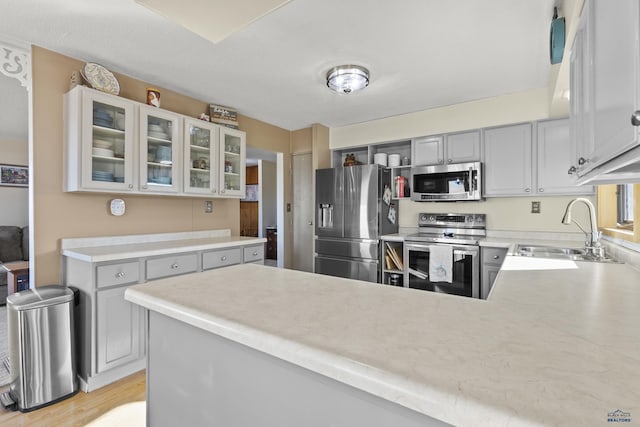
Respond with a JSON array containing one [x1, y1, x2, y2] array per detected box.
[[578, 157, 588, 165], [539, 188, 544, 192], [493, 255, 500, 260], [308, 221, 313, 226], [221, 256, 227, 261], [115, 272, 125, 278], [568, 166, 577, 175], [439, 159, 444, 164], [447, 159, 452, 163], [631, 110, 640, 126], [128, 184, 133, 189], [525, 188, 531, 192], [252, 251, 258, 256], [171, 263, 179, 269]]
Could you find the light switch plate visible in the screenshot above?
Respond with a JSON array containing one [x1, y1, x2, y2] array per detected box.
[[204, 200, 213, 213]]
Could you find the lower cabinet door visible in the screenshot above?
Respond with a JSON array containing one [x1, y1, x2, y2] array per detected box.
[[96, 286, 143, 373]]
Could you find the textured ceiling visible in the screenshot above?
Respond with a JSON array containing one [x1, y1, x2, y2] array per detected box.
[[0, 0, 557, 131]]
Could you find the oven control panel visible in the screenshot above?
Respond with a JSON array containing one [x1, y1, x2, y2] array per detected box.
[[417, 213, 485, 228]]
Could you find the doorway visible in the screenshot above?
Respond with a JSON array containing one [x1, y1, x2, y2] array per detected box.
[[292, 152, 313, 272], [245, 147, 285, 268]]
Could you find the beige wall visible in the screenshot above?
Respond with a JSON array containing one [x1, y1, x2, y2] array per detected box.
[[399, 196, 594, 234], [291, 128, 312, 154], [330, 89, 551, 148], [31, 46, 292, 284]]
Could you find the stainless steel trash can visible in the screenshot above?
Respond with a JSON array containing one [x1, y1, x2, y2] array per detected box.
[[5, 285, 78, 412]]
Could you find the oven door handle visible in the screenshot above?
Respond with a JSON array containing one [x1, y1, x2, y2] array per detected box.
[[408, 267, 428, 280]]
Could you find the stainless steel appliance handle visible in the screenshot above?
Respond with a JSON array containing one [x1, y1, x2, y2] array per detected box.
[[468, 166, 473, 195]]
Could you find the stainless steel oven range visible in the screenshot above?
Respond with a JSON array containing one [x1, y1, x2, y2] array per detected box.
[[404, 213, 485, 298]]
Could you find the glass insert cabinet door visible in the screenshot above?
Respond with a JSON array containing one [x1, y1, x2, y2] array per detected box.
[[81, 90, 135, 191], [219, 127, 246, 197], [139, 105, 181, 193], [184, 118, 218, 194]]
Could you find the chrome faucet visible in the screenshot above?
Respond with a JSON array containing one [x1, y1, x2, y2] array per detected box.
[[561, 197, 604, 258]]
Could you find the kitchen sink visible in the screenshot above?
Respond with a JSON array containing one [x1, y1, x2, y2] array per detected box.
[[514, 244, 620, 263]]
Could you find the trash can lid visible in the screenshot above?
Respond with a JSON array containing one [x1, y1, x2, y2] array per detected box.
[[7, 285, 74, 311]]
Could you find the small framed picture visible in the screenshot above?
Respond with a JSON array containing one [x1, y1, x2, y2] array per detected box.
[[0, 164, 28, 187]]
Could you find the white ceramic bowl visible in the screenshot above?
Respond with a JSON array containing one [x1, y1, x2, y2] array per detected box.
[[373, 152, 387, 166]]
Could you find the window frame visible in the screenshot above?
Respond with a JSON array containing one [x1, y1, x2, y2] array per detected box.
[[598, 184, 640, 243]]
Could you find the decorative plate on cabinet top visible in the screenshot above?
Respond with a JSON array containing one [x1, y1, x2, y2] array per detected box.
[[82, 62, 120, 95]]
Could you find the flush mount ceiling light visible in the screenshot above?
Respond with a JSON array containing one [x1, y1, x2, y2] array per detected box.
[[326, 65, 370, 94]]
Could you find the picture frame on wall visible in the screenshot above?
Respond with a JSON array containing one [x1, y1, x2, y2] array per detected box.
[[0, 164, 28, 187]]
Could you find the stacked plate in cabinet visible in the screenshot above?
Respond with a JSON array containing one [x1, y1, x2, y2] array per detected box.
[[92, 171, 114, 182]]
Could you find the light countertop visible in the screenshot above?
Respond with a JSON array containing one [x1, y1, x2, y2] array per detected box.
[[126, 259, 640, 426], [61, 229, 266, 263]]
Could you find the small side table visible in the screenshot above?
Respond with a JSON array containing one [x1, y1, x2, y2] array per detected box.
[[2, 261, 30, 295]]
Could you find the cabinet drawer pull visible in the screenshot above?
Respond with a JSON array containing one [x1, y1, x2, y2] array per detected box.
[[631, 110, 640, 126], [171, 263, 179, 269], [252, 251, 258, 256], [539, 188, 544, 192], [221, 256, 227, 261], [115, 272, 125, 279], [578, 157, 588, 166], [493, 255, 500, 260], [567, 166, 577, 175], [524, 188, 531, 192]]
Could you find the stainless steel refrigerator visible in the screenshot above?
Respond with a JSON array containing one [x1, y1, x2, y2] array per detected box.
[[315, 165, 399, 282]]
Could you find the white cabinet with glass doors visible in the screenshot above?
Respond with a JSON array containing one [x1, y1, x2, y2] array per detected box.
[[183, 118, 219, 195], [219, 127, 246, 197], [65, 85, 247, 198], [139, 105, 181, 194], [64, 86, 136, 192]]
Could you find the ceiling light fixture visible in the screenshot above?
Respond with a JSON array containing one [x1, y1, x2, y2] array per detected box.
[[326, 65, 369, 94]]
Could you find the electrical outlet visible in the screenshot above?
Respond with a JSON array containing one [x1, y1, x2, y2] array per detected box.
[[204, 200, 213, 213], [531, 201, 541, 214]]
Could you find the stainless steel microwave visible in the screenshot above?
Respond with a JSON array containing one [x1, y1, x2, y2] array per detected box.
[[411, 161, 482, 201]]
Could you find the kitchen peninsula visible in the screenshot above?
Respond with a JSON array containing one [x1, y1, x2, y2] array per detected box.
[[125, 258, 640, 426]]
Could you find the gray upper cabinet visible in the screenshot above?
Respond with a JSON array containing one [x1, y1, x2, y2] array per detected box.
[[412, 131, 480, 166], [570, 0, 640, 180], [536, 119, 593, 195], [412, 135, 444, 166], [484, 120, 593, 197], [445, 130, 481, 164], [483, 123, 533, 196]]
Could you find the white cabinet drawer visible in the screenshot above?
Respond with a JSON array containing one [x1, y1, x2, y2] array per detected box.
[[202, 248, 242, 270], [96, 261, 140, 288], [146, 253, 198, 280], [243, 245, 264, 264]]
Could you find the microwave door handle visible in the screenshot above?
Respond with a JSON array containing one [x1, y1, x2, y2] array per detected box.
[[467, 166, 473, 195]]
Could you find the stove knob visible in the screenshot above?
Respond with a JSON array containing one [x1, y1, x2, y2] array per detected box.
[[476, 216, 483, 223], [420, 214, 428, 222], [429, 215, 435, 222]]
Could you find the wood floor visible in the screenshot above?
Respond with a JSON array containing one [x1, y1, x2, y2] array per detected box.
[[0, 370, 146, 427]]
